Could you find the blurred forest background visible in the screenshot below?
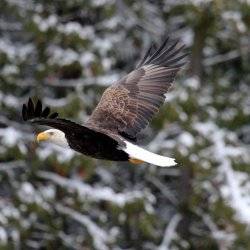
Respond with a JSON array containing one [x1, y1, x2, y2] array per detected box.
[[0, 0, 250, 249]]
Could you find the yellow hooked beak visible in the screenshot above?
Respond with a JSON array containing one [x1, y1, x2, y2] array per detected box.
[[36, 132, 49, 142]]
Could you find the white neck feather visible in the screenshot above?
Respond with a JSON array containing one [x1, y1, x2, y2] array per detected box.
[[46, 129, 69, 148]]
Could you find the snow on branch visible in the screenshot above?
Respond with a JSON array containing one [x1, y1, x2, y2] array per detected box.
[[56, 204, 110, 250], [7, 0, 35, 10], [0, 160, 26, 172], [16, 73, 120, 88], [200, 211, 235, 250], [0, 38, 34, 61], [0, 21, 22, 32], [37, 171, 147, 207], [203, 50, 240, 66], [158, 214, 182, 250], [194, 122, 250, 225], [146, 176, 178, 206]]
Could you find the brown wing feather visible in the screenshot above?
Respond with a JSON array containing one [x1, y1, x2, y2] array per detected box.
[[86, 38, 187, 141]]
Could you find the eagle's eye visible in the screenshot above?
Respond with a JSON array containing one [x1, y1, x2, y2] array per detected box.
[[49, 132, 54, 136]]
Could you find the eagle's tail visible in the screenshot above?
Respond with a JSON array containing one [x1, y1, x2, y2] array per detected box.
[[122, 141, 177, 167]]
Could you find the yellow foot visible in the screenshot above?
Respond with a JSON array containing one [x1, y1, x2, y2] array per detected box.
[[129, 158, 145, 165]]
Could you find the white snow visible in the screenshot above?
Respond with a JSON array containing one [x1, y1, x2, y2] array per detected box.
[[222, 11, 247, 33], [188, 0, 213, 6], [33, 14, 58, 31], [184, 77, 200, 90], [56, 204, 110, 250], [180, 29, 194, 47], [37, 144, 75, 163], [17, 182, 51, 211], [37, 171, 147, 207], [177, 132, 195, 156], [94, 38, 112, 53], [148, 130, 176, 152], [47, 45, 95, 67], [92, 0, 114, 7], [0, 127, 22, 147], [0, 227, 7, 245], [7, 0, 35, 10], [194, 121, 250, 225], [40, 185, 56, 200], [18, 182, 38, 204], [179, 89, 188, 101], [0, 39, 34, 61], [0, 201, 21, 224], [43, 97, 70, 107], [1, 64, 19, 76], [79, 52, 95, 66], [2, 94, 20, 107], [158, 214, 182, 250], [178, 132, 195, 148], [57, 23, 95, 40], [47, 46, 78, 66], [199, 211, 236, 248]]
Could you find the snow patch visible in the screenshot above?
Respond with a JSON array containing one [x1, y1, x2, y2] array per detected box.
[[185, 77, 200, 90], [57, 23, 94, 40], [0, 39, 34, 61], [178, 132, 195, 147], [0, 227, 7, 245], [38, 171, 148, 207], [37, 144, 75, 163], [0, 127, 22, 146], [33, 14, 57, 31], [194, 121, 250, 225]]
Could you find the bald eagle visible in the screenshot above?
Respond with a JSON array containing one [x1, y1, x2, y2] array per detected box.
[[22, 38, 187, 167]]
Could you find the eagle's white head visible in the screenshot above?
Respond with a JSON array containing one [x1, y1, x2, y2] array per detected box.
[[36, 129, 69, 148]]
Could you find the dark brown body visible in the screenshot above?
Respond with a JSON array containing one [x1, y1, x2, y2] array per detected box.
[[65, 130, 129, 161]]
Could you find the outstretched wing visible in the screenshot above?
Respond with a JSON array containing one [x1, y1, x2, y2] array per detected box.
[[86, 38, 187, 141], [22, 98, 124, 144]]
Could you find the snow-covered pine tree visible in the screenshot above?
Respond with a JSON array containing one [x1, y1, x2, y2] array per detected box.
[[0, 0, 250, 249]]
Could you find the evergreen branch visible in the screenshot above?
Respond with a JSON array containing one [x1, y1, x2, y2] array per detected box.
[[37, 171, 146, 206], [56, 204, 110, 250]]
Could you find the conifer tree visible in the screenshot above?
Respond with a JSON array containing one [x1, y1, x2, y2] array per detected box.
[[0, 0, 249, 249]]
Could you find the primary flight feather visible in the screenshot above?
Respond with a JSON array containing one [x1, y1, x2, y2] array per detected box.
[[22, 37, 187, 167]]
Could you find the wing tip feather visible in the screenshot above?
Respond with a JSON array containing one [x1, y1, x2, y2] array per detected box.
[[139, 37, 188, 69], [22, 98, 59, 122]]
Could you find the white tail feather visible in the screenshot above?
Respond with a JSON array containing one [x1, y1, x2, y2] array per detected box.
[[122, 140, 177, 167]]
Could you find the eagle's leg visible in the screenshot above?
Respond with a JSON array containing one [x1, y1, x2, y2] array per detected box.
[[129, 158, 145, 165]]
